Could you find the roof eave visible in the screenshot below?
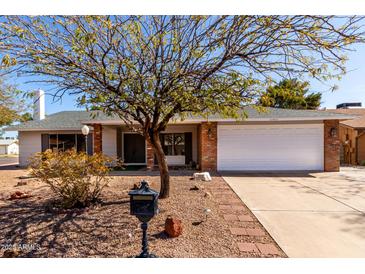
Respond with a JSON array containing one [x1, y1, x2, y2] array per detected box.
[[81, 116, 354, 125], [5, 115, 354, 131], [4, 127, 92, 132], [340, 123, 365, 129]]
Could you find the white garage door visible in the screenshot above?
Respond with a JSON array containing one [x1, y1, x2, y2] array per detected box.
[[217, 124, 324, 171]]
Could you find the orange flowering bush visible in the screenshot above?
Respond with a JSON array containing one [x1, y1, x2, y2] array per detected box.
[[29, 149, 112, 208]]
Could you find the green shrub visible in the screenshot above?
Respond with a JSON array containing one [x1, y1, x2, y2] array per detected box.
[[29, 149, 113, 209]]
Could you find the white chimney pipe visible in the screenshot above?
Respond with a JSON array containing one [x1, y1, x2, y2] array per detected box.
[[33, 89, 45, 120]]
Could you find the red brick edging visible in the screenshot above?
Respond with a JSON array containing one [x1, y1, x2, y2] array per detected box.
[[206, 178, 286, 258]]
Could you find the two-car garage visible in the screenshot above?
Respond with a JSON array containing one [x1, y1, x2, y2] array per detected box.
[[217, 123, 324, 171]]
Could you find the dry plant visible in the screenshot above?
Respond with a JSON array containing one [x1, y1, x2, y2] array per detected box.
[[29, 149, 112, 208]]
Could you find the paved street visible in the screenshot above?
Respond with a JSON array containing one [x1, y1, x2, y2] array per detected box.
[[0, 156, 19, 168]]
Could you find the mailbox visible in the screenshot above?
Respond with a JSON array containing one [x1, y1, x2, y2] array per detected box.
[[129, 180, 159, 257], [129, 180, 159, 223]]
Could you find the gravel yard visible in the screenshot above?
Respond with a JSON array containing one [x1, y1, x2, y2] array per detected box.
[[0, 168, 285, 258]]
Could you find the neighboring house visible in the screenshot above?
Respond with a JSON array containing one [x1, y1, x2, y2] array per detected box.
[[326, 105, 365, 165], [5, 90, 354, 171], [0, 139, 19, 155]]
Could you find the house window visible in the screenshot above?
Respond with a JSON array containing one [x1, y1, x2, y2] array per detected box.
[[57, 134, 77, 152], [45, 134, 87, 153], [161, 133, 185, 156], [49, 134, 58, 152]]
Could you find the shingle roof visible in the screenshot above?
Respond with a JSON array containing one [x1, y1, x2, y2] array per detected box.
[[181, 107, 354, 121], [5, 111, 117, 131], [4, 107, 354, 131], [326, 108, 365, 128]]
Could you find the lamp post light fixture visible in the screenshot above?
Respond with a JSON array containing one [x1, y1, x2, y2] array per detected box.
[[330, 127, 337, 138], [81, 125, 90, 154], [129, 180, 159, 258]]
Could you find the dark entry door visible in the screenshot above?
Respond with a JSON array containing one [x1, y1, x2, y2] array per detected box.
[[123, 133, 146, 164]]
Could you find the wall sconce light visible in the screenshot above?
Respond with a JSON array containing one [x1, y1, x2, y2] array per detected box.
[[207, 128, 212, 138], [330, 127, 337, 138]]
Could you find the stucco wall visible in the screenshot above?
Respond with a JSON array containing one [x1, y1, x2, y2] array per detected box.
[[102, 126, 117, 159], [18, 130, 93, 167], [19, 131, 42, 167]]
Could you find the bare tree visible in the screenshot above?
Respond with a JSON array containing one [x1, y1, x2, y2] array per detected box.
[[1, 16, 364, 198]]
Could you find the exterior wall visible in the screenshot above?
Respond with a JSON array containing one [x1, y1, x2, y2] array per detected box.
[[102, 126, 117, 158], [15, 119, 342, 172], [18, 131, 42, 167], [0, 146, 6, 154], [198, 122, 217, 171], [18, 130, 90, 167], [324, 120, 341, 172], [93, 124, 102, 153]]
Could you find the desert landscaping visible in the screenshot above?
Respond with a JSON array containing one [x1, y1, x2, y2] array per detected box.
[[0, 167, 285, 258]]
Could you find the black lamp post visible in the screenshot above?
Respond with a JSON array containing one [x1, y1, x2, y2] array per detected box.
[[129, 180, 159, 258]]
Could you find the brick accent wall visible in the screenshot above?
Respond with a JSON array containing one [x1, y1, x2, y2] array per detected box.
[[93, 124, 102, 154], [324, 120, 340, 172], [146, 139, 155, 170], [199, 122, 217, 171]]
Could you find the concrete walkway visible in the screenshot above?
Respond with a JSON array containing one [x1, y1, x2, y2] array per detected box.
[[223, 167, 365, 257]]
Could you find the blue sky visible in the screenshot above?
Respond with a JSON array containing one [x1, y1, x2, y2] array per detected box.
[[309, 43, 365, 109], [3, 38, 365, 138]]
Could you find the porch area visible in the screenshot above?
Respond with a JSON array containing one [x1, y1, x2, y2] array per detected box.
[[90, 122, 217, 171]]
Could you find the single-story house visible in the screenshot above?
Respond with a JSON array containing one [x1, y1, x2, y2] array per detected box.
[[0, 139, 19, 155], [5, 91, 354, 172], [326, 107, 365, 165]]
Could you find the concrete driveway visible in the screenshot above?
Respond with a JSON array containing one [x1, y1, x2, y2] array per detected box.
[[223, 167, 365, 257]]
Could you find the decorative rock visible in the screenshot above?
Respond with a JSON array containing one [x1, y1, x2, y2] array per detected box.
[[16, 181, 27, 186], [8, 191, 32, 200], [3, 249, 19, 258], [189, 185, 200, 191], [165, 216, 183, 238], [204, 191, 212, 198], [193, 172, 212, 182]]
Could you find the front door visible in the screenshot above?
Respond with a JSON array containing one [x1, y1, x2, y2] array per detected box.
[[123, 133, 146, 164]]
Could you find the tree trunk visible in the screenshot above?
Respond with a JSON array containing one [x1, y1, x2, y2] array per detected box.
[[149, 130, 170, 199]]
